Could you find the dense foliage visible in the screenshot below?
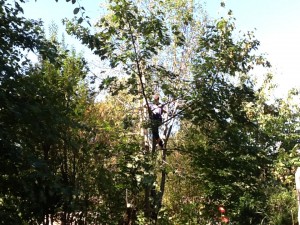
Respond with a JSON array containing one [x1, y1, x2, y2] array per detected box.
[[1, 0, 300, 224]]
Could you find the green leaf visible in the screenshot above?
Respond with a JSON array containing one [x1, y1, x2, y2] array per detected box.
[[73, 7, 80, 14], [78, 17, 83, 24]]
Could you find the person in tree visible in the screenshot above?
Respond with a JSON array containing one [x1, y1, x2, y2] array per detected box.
[[148, 94, 166, 148]]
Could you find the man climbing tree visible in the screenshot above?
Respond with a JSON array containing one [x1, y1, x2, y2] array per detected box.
[[148, 94, 166, 149]]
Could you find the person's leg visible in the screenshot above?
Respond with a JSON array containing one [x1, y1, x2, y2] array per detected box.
[[152, 120, 163, 148], [158, 138, 163, 147], [152, 125, 160, 143]]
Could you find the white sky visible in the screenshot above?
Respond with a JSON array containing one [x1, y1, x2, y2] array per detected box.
[[20, 0, 300, 97]]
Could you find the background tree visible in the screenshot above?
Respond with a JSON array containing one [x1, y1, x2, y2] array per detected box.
[[176, 15, 274, 224], [2, 0, 300, 224], [0, 18, 108, 223], [1, 1, 60, 223], [65, 0, 183, 222]]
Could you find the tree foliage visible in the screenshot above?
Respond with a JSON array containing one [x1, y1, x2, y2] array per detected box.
[[0, 0, 59, 80], [1, 0, 300, 224]]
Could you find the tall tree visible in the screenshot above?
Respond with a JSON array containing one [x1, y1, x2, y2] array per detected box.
[[0, 22, 105, 223], [180, 14, 276, 224], [65, 0, 182, 222], [0, 2, 59, 223]]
